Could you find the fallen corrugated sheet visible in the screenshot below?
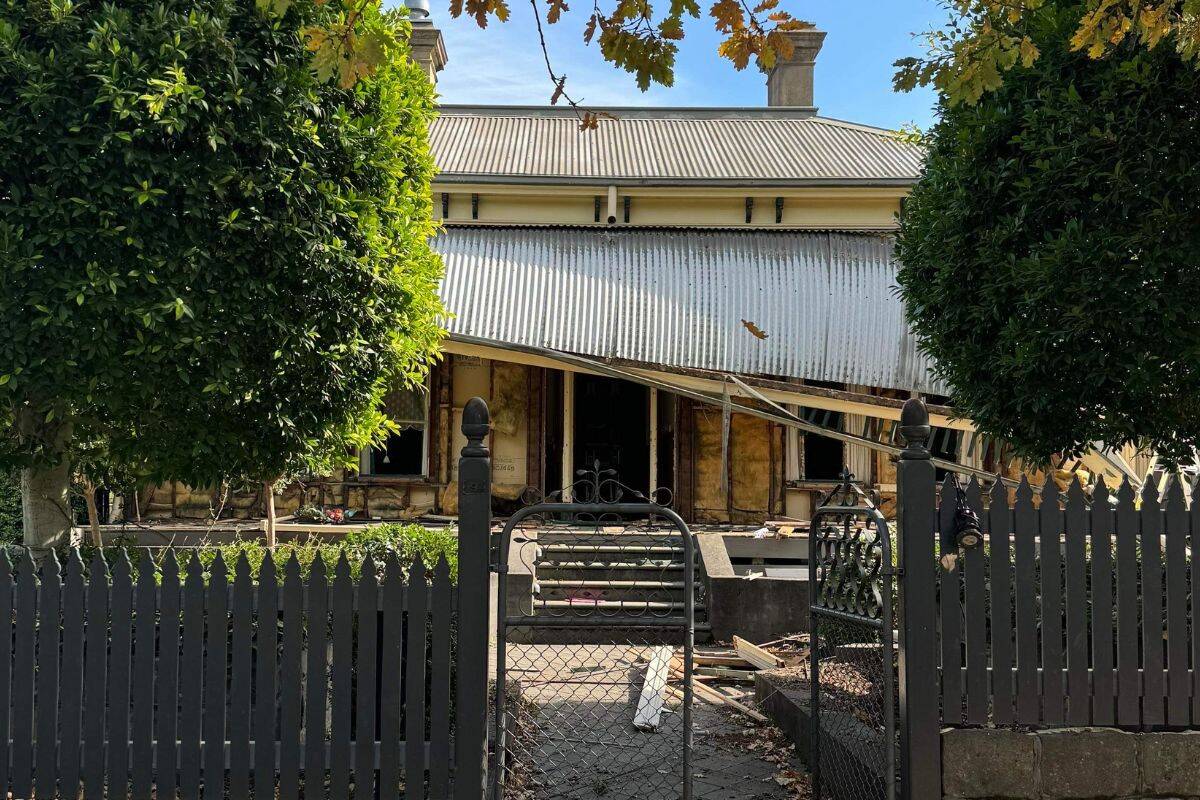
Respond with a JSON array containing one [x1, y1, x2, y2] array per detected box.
[[430, 108, 922, 185], [433, 227, 942, 393]]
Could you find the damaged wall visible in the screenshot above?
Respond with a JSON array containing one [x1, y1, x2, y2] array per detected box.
[[691, 404, 784, 525]]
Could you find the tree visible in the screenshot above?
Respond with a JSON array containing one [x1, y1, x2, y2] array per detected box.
[[895, 1, 1200, 107], [895, 0, 1200, 467], [0, 0, 444, 546]]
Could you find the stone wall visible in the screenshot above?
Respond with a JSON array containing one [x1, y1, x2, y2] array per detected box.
[[943, 727, 1200, 800]]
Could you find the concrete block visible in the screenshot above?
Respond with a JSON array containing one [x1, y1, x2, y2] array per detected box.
[[1037, 728, 1138, 799], [1140, 731, 1200, 797], [941, 728, 1036, 799]]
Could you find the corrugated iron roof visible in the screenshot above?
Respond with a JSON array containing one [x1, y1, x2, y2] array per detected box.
[[430, 106, 923, 186], [434, 226, 941, 393]]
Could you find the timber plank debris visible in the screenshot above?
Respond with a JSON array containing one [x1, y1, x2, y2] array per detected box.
[[630, 635, 793, 729], [633, 646, 674, 732]]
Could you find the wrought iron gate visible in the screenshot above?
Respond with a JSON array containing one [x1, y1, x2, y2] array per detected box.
[[490, 471, 695, 800], [808, 471, 898, 800]]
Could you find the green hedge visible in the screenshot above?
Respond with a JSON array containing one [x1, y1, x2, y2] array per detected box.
[[61, 523, 458, 583]]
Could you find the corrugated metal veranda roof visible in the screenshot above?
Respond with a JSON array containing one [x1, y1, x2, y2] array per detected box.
[[434, 227, 941, 393], [430, 106, 923, 186]]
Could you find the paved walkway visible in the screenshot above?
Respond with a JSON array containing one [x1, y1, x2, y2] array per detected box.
[[498, 643, 808, 800]]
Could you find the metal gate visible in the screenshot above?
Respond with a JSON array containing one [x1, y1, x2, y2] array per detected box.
[[490, 470, 695, 800], [808, 471, 898, 800]]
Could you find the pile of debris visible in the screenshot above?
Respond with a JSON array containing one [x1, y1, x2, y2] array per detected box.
[[634, 636, 801, 730]]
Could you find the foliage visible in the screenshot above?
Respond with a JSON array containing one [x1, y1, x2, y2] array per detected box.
[[0, 0, 444, 491], [0, 469, 20, 545], [895, 1, 1200, 466], [450, 0, 811, 120], [66, 522, 459, 581], [896, 0, 1200, 106]]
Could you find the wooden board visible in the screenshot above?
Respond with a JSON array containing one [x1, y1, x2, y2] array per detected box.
[[633, 647, 674, 732], [733, 636, 783, 670]]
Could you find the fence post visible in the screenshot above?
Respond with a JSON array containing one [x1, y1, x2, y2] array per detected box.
[[896, 397, 941, 800], [456, 397, 492, 800]]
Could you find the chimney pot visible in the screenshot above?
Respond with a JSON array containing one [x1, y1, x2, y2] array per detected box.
[[766, 28, 826, 109]]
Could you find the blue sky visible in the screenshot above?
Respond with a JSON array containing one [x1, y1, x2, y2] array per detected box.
[[423, 0, 945, 130]]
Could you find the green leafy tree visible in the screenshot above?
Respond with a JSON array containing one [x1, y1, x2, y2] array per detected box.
[[895, 0, 1200, 466], [0, 0, 444, 546]]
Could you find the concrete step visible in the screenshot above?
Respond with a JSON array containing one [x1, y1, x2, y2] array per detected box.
[[534, 598, 693, 612], [540, 543, 687, 555], [537, 578, 688, 590], [534, 530, 692, 546], [540, 560, 687, 570]]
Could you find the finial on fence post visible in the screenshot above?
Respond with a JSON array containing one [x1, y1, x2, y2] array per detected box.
[[462, 396, 490, 458], [898, 396, 931, 460], [455, 396, 491, 799]]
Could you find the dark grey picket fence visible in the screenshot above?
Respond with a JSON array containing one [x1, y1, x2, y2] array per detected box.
[[0, 547, 457, 800], [934, 472, 1200, 730], [894, 398, 1200, 800]]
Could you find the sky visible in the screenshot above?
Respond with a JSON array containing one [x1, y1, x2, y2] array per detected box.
[[420, 0, 946, 131]]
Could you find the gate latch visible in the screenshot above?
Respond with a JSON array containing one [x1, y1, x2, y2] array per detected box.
[[489, 563, 509, 574]]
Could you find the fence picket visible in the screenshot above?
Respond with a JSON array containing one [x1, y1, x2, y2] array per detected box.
[[355, 557, 380, 800], [179, 553, 206, 800], [330, 555, 355, 800], [34, 552, 62, 799], [1164, 478, 1190, 726], [59, 551, 86, 799], [157, 554, 183, 799], [12, 551, 36, 799], [1013, 477, 1039, 723], [229, 554, 254, 798], [278, 556, 303, 800], [379, 556, 406, 800], [255, 554, 280, 800], [1192, 477, 1200, 725], [987, 479, 1014, 725], [1115, 480, 1141, 726], [1064, 479, 1089, 725], [203, 555, 229, 800], [937, 475, 963, 725], [1090, 482, 1115, 726], [83, 553, 110, 800], [0, 553, 10, 800], [302, 556, 329, 798], [108, 553, 135, 800], [132, 551, 158, 800], [429, 556, 454, 799], [1140, 481, 1165, 727], [407, 556, 430, 799], [1038, 475, 1064, 725]]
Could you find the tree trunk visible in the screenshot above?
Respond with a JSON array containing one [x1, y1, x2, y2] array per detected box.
[[17, 408, 73, 550], [82, 478, 102, 547], [264, 481, 277, 549]]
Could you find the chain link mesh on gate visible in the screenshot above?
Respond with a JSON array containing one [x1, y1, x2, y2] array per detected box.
[[809, 473, 898, 800], [490, 479, 695, 800]]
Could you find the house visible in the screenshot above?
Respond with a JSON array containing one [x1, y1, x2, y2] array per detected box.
[[139, 4, 1141, 527]]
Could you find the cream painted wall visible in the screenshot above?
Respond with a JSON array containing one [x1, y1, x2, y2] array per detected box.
[[433, 185, 905, 229]]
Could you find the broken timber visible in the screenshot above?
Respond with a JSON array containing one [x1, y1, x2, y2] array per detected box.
[[633, 646, 674, 732], [734, 636, 784, 670]]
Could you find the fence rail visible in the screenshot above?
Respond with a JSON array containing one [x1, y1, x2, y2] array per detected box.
[[0, 547, 457, 800], [935, 472, 1200, 730]]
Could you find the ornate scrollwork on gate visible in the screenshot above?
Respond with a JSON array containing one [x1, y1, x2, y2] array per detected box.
[[810, 469, 889, 623]]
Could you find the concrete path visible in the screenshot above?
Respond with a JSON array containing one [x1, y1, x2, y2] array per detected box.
[[498, 643, 808, 800]]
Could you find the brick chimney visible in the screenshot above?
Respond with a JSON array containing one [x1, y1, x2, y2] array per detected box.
[[406, 0, 448, 83], [766, 28, 826, 108]]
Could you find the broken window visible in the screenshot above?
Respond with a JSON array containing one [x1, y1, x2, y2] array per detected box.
[[360, 385, 428, 478]]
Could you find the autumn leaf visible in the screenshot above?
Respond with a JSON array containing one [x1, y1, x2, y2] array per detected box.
[[741, 319, 769, 340]]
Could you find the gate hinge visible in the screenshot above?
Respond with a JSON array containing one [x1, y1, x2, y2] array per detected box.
[[490, 564, 509, 574], [882, 566, 903, 577]]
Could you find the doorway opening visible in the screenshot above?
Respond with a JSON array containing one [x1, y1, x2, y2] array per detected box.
[[573, 375, 650, 496]]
